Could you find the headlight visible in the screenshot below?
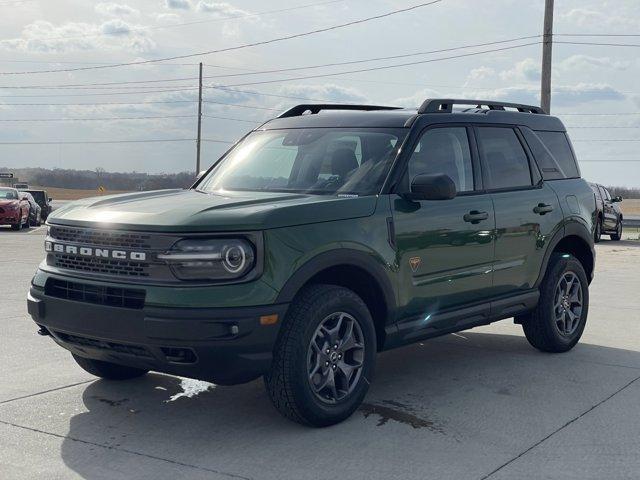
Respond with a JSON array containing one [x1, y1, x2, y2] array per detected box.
[[158, 238, 256, 281]]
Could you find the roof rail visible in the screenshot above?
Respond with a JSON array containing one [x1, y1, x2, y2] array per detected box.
[[418, 99, 546, 115], [277, 104, 403, 118]]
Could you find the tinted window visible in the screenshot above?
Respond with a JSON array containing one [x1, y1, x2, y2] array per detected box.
[[477, 127, 532, 189], [198, 128, 405, 196], [405, 127, 474, 192], [535, 131, 580, 179]]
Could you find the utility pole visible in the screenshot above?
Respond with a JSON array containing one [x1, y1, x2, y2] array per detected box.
[[196, 62, 203, 175], [541, 0, 554, 113]]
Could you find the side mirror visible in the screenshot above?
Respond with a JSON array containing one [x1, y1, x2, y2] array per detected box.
[[48, 197, 53, 202], [409, 173, 457, 201], [612, 196, 622, 203]]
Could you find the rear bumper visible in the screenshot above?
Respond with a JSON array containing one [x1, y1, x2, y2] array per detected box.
[[27, 286, 288, 385]]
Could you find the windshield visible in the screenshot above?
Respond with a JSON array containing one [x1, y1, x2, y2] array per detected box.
[[0, 188, 18, 200], [197, 128, 407, 196], [26, 190, 46, 203]]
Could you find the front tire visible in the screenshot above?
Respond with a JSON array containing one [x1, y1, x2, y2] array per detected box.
[[522, 253, 589, 353], [72, 354, 149, 380], [265, 285, 376, 427], [10, 215, 22, 231], [610, 219, 622, 241], [594, 218, 602, 243]]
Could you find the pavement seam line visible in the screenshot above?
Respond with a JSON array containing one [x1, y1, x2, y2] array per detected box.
[[0, 380, 94, 405], [479, 374, 640, 480], [0, 419, 253, 480]]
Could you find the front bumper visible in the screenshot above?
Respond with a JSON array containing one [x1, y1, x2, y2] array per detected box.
[[0, 214, 19, 224], [27, 285, 288, 385]]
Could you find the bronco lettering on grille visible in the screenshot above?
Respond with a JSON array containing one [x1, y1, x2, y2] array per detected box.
[[45, 241, 146, 261]]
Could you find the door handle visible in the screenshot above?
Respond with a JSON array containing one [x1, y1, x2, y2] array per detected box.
[[533, 203, 554, 215], [463, 210, 489, 223]]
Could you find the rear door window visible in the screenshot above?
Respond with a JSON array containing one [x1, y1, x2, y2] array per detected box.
[[476, 127, 533, 190]]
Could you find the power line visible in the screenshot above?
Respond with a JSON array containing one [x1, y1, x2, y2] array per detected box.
[[32, 0, 347, 42], [0, 115, 196, 122], [202, 35, 541, 79], [0, 35, 541, 89], [566, 126, 640, 129], [580, 160, 640, 162], [0, 1, 443, 75], [559, 113, 640, 116], [1, 100, 197, 106], [0, 138, 232, 145], [0, 87, 197, 97], [202, 114, 264, 123], [556, 33, 640, 37], [203, 101, 279, 111], [0, 0, 36, 5], [209, 42, 541, 88], [573, 139, 640, 142], [556, 41, 640, 48]]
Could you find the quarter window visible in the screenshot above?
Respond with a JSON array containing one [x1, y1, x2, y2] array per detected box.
[[405, 127, 474, 192], [535, 131, 580, 179], [477, 127, 532, 189]]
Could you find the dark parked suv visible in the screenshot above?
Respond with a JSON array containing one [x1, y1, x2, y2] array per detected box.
[[28, 99, 596, 426], [589, 182, 623, 242]]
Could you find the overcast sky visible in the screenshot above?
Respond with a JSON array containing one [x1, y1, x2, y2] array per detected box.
[[0, 0, 639, 186]]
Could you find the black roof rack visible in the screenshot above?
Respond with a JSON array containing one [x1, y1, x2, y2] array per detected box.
[[418, 98, 546, 115], [277, 104, 403, 118]]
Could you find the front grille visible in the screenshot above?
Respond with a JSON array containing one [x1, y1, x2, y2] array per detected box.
[[45, 278, 145, 309], [55, 332, 153, 358], [50, 226, 152, 249], [52, 254, 149, 277]]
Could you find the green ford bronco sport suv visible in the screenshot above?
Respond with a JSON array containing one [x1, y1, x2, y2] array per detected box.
[[28, 99, 596, 427]]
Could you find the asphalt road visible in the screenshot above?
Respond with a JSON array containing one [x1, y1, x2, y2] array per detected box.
[[1, 226, 639, 480]]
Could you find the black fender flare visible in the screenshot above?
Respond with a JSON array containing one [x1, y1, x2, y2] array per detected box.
[[275, 249, 397, 322], [534, 220, 595, 287]]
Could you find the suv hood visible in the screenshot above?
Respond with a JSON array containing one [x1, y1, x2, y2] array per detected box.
[[47, 189, 378, 232]]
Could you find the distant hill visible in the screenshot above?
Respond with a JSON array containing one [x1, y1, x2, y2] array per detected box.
[[0, 167, 195, 192]]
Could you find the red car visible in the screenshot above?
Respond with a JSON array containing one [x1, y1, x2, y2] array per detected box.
[[0, 187, 30, 230]]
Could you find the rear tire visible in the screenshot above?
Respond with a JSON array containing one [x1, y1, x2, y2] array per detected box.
[[264, 284, 376, 427], [72, 354, 149, 380], [610, 220, 622, 241], [522, 253, 589, 353]]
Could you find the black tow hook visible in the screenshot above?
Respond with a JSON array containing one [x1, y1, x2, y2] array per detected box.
[[37, 326, 51, 337]]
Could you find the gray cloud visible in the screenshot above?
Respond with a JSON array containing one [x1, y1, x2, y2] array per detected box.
[[278, 84, 369, 104], [166, 0, 191, 10], [0, 20, 155, 53], [197, 1, 248, 17]]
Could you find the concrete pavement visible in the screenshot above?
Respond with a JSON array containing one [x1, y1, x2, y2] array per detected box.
[[1, 226, 639, 480]]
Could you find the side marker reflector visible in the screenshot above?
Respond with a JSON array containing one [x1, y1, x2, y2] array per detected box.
[[260, 314, 279, 326]]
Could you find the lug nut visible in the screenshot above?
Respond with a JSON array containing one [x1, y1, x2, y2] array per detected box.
[[334, 344, 338, 349], [338, 354, 342, 359], [325, 349, 330, 354], [332, 364, 337, 370], [325, 361, 329, 366]]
